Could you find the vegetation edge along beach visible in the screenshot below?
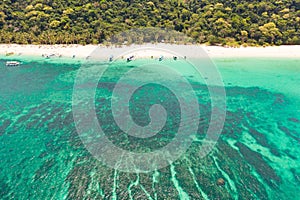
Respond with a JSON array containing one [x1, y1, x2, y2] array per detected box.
[[0, 1, 299, 46]]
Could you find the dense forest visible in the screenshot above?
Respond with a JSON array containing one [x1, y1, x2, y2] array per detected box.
[[0, 0, 299, 46]]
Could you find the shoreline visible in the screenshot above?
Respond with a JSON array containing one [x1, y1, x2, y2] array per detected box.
[[1, 44, 300, 61]]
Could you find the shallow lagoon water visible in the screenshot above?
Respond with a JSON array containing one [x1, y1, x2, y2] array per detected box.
[[0, 57, 299, 199]]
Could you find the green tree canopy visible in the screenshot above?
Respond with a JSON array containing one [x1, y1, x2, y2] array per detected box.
[[0, 0, 299, 45]]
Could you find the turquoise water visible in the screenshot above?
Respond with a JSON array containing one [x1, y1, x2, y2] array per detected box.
[[0, 56, 299, 199]]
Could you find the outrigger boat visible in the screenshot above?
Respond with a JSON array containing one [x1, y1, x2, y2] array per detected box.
[[109, 55, 114, 62], [6, 61, 21, 67], [42, 53, 56, 59], [127, 55, 134, 62], [159, 55, 164, 61]]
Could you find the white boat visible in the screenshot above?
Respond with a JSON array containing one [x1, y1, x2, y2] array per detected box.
[[6, 61, 21, 67], [109, 55, 114, 62], [159, 55, 164, 61], [127, 55, 134, 62], [43, 53, 56, 59]]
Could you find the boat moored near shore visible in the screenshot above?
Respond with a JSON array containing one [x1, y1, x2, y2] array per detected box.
[[159, 55, 164, 61], [109, 55, 114, 62], [6, 61, 21, 67], [127, 55, 135, 62]]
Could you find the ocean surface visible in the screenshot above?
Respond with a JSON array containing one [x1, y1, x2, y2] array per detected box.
[[0, 56, 299, 199]]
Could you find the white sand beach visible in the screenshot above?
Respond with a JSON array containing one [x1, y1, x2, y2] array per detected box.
[[0, 44, 96, 59], [0, 44, 300, 59]]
